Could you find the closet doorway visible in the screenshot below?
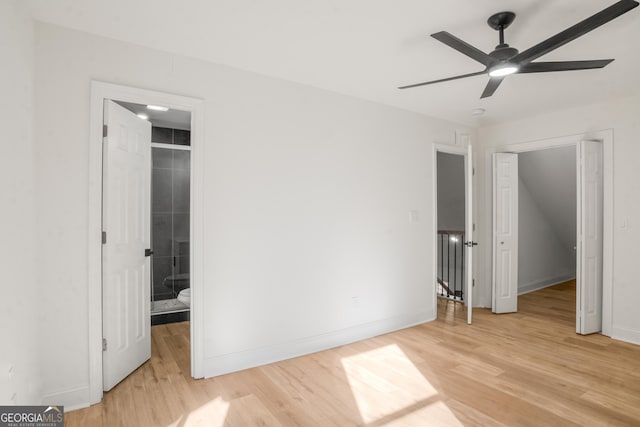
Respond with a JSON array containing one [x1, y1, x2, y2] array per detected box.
[[491, 131, 613, 335]]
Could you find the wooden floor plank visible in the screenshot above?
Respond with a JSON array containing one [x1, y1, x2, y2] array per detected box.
[[66, 281, 640, 426]]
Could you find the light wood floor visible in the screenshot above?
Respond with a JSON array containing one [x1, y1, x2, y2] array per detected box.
[[67, 281, 640, 426]]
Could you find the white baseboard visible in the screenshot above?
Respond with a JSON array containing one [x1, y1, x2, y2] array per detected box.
[[41, 384, 90, 412], [611, 326, 640, 346], [518, 275, 575, 296], [203, 310, 435, 378]]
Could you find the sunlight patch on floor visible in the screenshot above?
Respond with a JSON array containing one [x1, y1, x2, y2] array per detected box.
[[167, 396, 229, 427], [382, 400, 464, 426], [341, 344, 462, 426]]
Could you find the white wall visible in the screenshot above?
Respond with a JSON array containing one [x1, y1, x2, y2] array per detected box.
[[437, 152, 465, 231], [518, 175, 574, 294], [0, 1, 41, 405], [476, 94, 640, 345], [518, 147, 577, 294], [519, 147, 577, 252], [34, 23, 470, 407]]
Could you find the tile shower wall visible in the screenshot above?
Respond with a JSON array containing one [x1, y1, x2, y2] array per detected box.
[[151, 126, 191, 301]]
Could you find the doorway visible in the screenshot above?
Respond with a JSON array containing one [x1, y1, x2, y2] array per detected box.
[[436, 152, 466, 302], [518, 146, 576, 298], [101, 100, 192, 390], [87, 82, 204, 405], [113, 101, 193, 326], [433, 143, 474, 324], [491, 131, 612, 335]]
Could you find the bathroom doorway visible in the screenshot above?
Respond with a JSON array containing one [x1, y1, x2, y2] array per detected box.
[[88, 81, 204, 405], [102, 100, 193, 390], [114, 101, 193, 326]]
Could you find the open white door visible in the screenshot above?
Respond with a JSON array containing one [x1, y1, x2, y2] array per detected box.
[[492, 153, 518, 313], [576, 141, 603, 334], [102, 100, 152, 391], [465, 144, 474, 324]]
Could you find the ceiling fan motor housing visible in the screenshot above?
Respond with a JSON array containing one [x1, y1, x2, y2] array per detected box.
[[490, 44, 519, 61]]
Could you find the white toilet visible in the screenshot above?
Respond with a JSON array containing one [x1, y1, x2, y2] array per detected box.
[[177, 288, 191, 307]]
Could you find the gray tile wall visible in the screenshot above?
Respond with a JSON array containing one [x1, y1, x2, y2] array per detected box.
[[151, 126, 191, 302]]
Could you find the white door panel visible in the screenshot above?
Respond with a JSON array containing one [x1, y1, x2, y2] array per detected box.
[[577, 141, 603, 334], [493, 153, 518, 313], [103, 100, 152, 391]]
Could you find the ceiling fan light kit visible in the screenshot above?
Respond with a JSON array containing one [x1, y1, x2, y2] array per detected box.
[[399, 0, 639, 98], [488, 64, 519, 77]]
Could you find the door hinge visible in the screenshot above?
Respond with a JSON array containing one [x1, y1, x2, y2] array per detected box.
[[473, 223, 476, 232], [102, 231, 107, 244], [473, 167, 475, 176], [102, 338, 107, 351], [103, 124, 108, 138], [473, 279, 475, 287]]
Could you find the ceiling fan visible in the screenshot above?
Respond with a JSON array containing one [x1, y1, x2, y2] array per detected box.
[[399, 0, 639, 98]]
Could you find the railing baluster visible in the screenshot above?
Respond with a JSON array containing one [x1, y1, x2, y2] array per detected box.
[[461, 232, 464, 301], [437, 230, 465, 303], [446, 233, 450, 296], [439, 234, 444, 295], [453, 237, 457, 297]]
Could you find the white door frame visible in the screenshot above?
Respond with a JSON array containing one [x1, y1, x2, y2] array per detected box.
[[88, 81, 205, 404], [491, 129, 613, 335], [432, 143, 473, 324]]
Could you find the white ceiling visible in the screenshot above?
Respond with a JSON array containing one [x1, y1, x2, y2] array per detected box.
[[115, 101, 191, 130], [27, 0, 640, 126]]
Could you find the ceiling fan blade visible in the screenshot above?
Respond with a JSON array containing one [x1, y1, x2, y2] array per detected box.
[[519, 59, 614, 73], [512, 0, 639, 65], [398, 70, 486, 89], [480, 77, 504, 98], [431, 31, 493, 66]]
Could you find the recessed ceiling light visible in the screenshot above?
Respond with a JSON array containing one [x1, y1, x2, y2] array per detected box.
[[137, 113, 149, 120], [147, 105, 169, 112], [471, 108, 486, 116]]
